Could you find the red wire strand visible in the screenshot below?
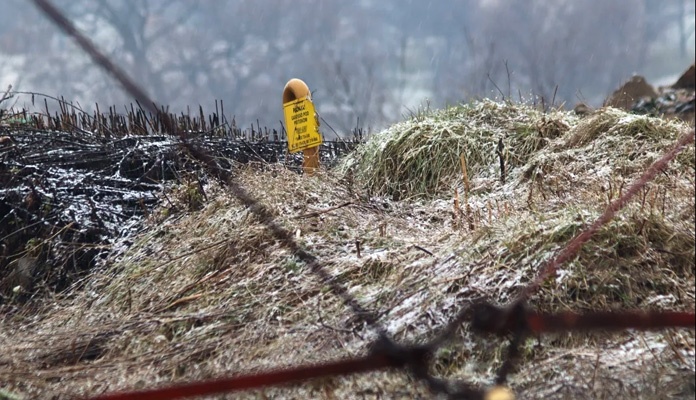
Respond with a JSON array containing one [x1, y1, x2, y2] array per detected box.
[[521, 128, 695, 298], [526, 310, 696, 334], [86, 353, 398, 400]]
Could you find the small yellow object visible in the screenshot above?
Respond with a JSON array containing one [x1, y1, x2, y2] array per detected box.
[[282, 78, 322, 154], [283, 97, 322, 153], [485, 386, 515, 400]]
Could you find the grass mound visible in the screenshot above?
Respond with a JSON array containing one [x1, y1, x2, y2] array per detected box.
[[0, 101, 693, 399], [339, 100, 573, 199], [553, 107, 694, 175]]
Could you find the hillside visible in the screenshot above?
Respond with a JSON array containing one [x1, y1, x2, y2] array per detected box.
[[0, 101, 694, 399]]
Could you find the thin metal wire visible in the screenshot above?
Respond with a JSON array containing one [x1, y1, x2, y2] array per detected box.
[[31, 0, 386, 336], [30, 1, 696, 399], [519, 127, 696, 300]]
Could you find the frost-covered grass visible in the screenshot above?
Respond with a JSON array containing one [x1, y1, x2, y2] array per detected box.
[[338, 99, 575, 199], [0, 102, 693, 399]]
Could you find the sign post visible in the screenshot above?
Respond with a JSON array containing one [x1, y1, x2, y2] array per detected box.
[[282, 79, 322, 175]]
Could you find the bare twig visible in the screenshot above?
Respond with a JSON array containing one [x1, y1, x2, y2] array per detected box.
[[293, 202, 353, 219], [0, 84, 12, 106], [496, 137, 506, 183], [411, 245, 433, 256], [487, 73, 506, 101]]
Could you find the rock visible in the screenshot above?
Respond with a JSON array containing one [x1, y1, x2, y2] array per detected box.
[[0, 136, 13, 147], [0, 256, 40, 298], [605, 75, 658, 110], [573, 103, 593, 116], [672, 64, 695, 90]]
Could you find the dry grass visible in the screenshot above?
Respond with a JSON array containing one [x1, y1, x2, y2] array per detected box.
[[0, 103, 693, 400], [338, 100, 573, 199]]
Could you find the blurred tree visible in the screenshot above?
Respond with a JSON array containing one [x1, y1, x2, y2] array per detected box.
[[1, 0, 693, 134], [641, 0, 695, 60], [470, 0, 649, 105]]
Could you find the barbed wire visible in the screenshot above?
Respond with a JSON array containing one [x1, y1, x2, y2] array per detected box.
[[30, 1, 695, 399]]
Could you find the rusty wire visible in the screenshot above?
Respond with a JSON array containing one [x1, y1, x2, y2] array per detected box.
[[31, 0, 384, 335], [31, 1, 696, 399]]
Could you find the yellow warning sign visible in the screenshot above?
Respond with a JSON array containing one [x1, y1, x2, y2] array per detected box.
[[283, 97, 322, 154]]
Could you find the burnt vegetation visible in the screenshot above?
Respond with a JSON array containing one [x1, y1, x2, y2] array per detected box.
[[0, 92, 360, 304]]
